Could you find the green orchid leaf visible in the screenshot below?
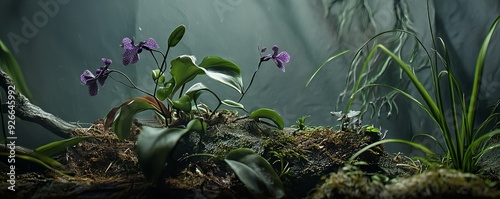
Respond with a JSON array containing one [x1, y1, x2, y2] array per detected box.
[[28, 153, 62, 168], [185, 83, 246, 112], [168, 24, 186, 48], [0, 152, 70, 176], [0, 145, 70, 174], [169, 94, 192, 113], [0, 39, 33, 100], [249, 108, 284, 130], [186, 117, 207, 133], [34, 136, 91, 157], [221, 99, 247, 112], [113, 100, 156, 140], [170, 55, 204, 96], [136, 119, 204, 183], [225, 148, 285, 199], [198, 56, 244, 94], [105, 96, 169, 140]]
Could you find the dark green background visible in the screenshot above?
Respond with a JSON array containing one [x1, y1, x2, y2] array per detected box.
[[1, 1, 499, 154]]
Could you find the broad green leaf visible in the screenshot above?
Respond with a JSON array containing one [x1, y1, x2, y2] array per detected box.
[[0, 39, 33, 100], [225, 148, 285, 199], [221, 99, 247, 112], [104, 96, 169, 135], [198, 56, 244, 94], [249, 108, 284, 130], [170, 56, 244, 98], [169, 95, 192, 113], [136, 119, 204, 183], [112, 98, 163, 139], [156, 86, 169, 101], [168, 25, 186, 47], [186, 118, 207, 133], [170, 55, 204, 96], [34, 136, 91, 156]]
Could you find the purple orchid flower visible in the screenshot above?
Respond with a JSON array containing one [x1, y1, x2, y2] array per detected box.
[[261, 45, 290, 72], [121, 37, 159, 66], [80, 58, 112, 96]]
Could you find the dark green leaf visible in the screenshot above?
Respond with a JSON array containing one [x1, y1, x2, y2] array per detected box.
[[168, 25, 186, 47], [170, 55, 204, 96], [169, 95, 192, 113], [198, 56, 244, 94], [225, 148, 285, 199], [112, 98, 162, 139], [221, 99, 246, 112], [136, 119, 203, 183], [34, 136, 91, 156], [249, 108, 284, 130], [156, 86, 169, 101], [104, 96, 169, 136], [0, 152, 70, 175]]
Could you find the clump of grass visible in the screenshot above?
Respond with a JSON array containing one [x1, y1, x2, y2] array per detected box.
[[345, 1, 500, 173]]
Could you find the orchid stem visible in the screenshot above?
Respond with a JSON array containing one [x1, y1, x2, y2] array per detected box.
[[238, 60, 263, 102]]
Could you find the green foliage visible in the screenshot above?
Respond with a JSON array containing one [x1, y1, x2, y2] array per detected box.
[[198, 56, 244, 94], [291, 115, 311, 130], [331, 110, 363, 132], [104, 96, 168, 140], [184, 83, 247, 116], [225, 148, 285, 199], [96, 24, 287, 185], [270, 151, 292, 177], [0, 39, 32, 100], [158, 55, 244, 100], [169, 94, 192, 113], [249, 108, 284, 130], [34, 136, 91, 156], [0, 136, 89, 175], [344, 11, 500, 172], [136, 119, 206, 183]]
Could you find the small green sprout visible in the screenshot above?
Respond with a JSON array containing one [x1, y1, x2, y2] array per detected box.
[[291, 115, 311, 130]]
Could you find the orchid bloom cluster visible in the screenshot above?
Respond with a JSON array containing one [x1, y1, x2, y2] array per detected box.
[[80, 58, 112, 96], [80, 36, 290, 99], [80, 38, 159, 96]]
